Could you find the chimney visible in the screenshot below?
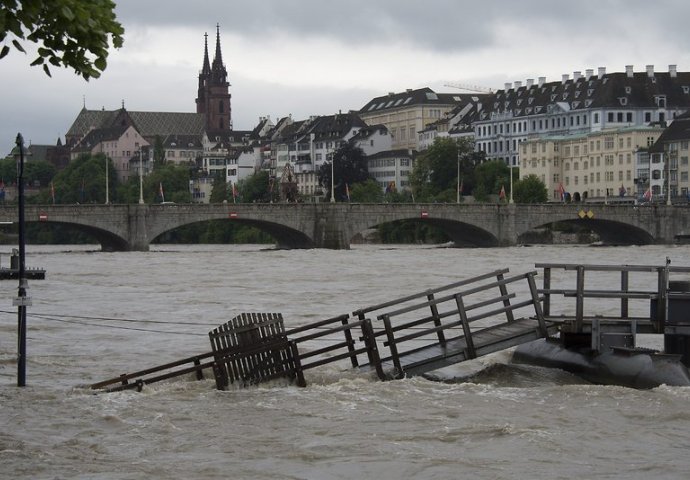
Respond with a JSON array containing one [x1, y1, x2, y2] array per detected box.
[[514, 81, 522, 89], [573, 71, 582, 81], [646, 65, 654, 77], [598, 67, 606, 78], [504, 82, 512, 91], [586, 69, 594, 80], [538, 77, 546, 87], [562, 74, 569, 84], [669, 64, 677, 78], [626, 65, 634, 78], [526, 78, 534, 87], [388, 92, 395, 96]]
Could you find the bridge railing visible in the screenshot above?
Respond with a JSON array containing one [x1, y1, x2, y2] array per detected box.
[[536, 262, 690, 337], [353, 269, 548, 378]]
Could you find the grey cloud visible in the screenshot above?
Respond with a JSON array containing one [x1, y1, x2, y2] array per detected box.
[[113, 0, 686, 52]]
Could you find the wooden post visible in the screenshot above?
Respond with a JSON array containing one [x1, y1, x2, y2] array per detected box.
[[382, 314, 403, 377], [542, 266, 551, 317], [526, 272, 548, 337], [341, 315, 359, 368], [427, 291, 446, 345], [620, 270, 629, 318], [454, 294, 476, 359], [496, 273, 515, 323], [575, 265, 585, 331]]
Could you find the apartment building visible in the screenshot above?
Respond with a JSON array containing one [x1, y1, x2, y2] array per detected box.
[[475, 65, 690, 168], [359, 88, 482, 150], [520, 126, 663, 202], [647, 112, 690, 201]]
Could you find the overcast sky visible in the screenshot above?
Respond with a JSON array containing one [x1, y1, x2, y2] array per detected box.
[[2, 0, 690, 154]]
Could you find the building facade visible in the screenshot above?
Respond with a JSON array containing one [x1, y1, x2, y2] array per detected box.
[[475, 65, 690, 168], [520, 126, 663, 202]]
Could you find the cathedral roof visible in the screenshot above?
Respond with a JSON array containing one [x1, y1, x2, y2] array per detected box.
[[67, 108, 206, 140]]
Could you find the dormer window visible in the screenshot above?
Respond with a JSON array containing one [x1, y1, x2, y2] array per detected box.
[[619, 97, 628, 106], [683, 86, 690, 94], [625, 86, 632, 94], [562, 93, 569, 100], [550, 94, 557, 101]]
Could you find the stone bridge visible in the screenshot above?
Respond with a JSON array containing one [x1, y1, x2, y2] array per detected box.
[[0, 203, 688, 251]]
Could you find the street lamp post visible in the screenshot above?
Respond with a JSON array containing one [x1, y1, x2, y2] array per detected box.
[[138, 148, 144, 204], [330, 158, 335, 203], [456, 151, 461, 204], [509, 159, 514, 204], [105, 156, 109, 205], [14, 133, 29, 387]]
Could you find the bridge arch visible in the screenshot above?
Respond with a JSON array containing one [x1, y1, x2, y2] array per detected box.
[[344, 205, 501, 247], [519, 218, 655, 245], [24, 219, 130, 251], [148, 218, 315, 249]]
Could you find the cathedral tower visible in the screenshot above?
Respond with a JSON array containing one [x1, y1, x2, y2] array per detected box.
[[196, 25, 232, 131]]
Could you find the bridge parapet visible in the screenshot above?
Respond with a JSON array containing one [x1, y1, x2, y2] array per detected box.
[[0, 203, 687, 251]]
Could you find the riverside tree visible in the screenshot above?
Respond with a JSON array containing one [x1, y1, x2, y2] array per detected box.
[[513, 174, 548, 203], [0, 0, 124, 79], [408, 137, 480, 202], [318, 144, 370, 201]]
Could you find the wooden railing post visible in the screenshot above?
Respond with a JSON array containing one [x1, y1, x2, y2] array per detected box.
[[382, 314, 403, 377], [575, 265, 585, 331], [542, 266, 551, 317], [427, 291, 446, 346], [620, 270, 629, 318], [454, 294, 476, 359], [496, 273, 515, 323], [341, 316, 359, 368], [526, 272, 548, 337]]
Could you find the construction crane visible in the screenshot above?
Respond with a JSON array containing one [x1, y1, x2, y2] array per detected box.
[[444, 82, 494, 94]]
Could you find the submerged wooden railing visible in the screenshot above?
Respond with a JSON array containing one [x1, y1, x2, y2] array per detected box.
[[536, 262, 690, 333], [90, 268, 560, 392], [353, 269, 554, 379]]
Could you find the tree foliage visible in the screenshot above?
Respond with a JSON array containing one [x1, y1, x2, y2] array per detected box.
[[0, 156, 56, 187], [350, 178, 382, 203], [34, 153, 113, 203], [513, 174, 548, 203], [472, 160, 511, 202], [237, 170, 271, 203], [318, 144, 370, 201], [0, 0, 124, 79], [117, 163, 191, 204], [408, 137, 481, 202]]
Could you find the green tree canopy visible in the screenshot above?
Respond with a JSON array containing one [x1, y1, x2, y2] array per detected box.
[[350, 178, 383, 203], [318, 144, 370, 201], [117, 163, 191, 203], [1, 0, 124, 79], [513, 174, 548, 203], [408, 137, 479, 202], [473, 160, 512, 202], [33, 153, 114, 204], [0, 156, 56, 187], [236, 170, 271, 203]]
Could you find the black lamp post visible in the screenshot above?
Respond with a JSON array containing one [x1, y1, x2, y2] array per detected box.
[[15, 133, 29, 387]]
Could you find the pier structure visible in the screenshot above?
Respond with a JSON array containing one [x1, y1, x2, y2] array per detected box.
[[89, 262, 690, 392]]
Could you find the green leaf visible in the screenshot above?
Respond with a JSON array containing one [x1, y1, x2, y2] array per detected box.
[[94, 57, 106, 71], [30, 56, 44, 66], [12, 39, 25, 53], [0, 45, 9, 59], [42, 64, 52, 77], [61, 6, 75, 21]]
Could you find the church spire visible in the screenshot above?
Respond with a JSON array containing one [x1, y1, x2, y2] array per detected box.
[[212, 23, 223, 71], [202, 32, 211, 75]]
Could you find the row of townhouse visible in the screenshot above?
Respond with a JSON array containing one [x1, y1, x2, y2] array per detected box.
[[472, 64, 690, 168]]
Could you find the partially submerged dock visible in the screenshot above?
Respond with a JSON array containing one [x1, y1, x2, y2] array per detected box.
[[90, 261, 690, 392]]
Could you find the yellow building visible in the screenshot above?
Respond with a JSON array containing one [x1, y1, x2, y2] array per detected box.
[[520, 126, 663, 201], [359, 88, 479, 150]]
